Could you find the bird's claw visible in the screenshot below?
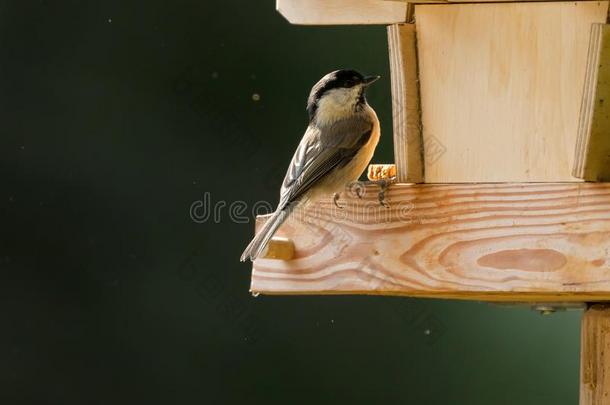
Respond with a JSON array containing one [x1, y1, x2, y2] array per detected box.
[[377, 179, 390, 208], [348, 181, 365, 199], [333, 192, 344, 209], [365, 177, 395, 208]]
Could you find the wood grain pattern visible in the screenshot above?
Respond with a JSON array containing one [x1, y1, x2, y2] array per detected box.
[[251, 182, 610, 301], [415, 2, 608, 182], [580, 304, 610, 405], [388, 24, 424, 183], [276, 0, 408, 25], [574, 24, 610, 182]]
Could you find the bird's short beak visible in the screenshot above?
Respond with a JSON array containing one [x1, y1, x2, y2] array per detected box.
[[363, 75, 380, 86]]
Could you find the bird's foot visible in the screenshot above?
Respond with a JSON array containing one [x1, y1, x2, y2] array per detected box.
[[347, 181, 366, 199], [376, 179, 390, 208], [363, 177, 396, 208]]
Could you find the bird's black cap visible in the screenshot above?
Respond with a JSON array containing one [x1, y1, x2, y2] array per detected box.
[[307, 69, 379, 120]]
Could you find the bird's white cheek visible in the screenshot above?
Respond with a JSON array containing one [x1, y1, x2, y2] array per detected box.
[[315, 87, 362, 126]]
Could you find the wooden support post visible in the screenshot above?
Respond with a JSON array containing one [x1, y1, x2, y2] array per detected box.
[[388, 24, 424, 183], [574, 24, 610, 182], [581, 304, 610, 405], [251, 182, 610, 301]]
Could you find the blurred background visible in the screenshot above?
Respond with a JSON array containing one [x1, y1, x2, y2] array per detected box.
[[1, 1, 582, 404]]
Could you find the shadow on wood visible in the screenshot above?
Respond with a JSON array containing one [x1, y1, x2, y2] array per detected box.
[[574, 23, 610, 182]]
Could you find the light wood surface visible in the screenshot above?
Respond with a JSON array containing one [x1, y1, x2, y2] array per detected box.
[[448, 0, 600, 2], [384, 0, 446, 4], [276, 0, 408, 25], [415, 1, 608, 182], [574, 24, 610, 182], [276, 0, 606, 27], [388, 24, 424, 183], [389, 0, 600, 2], [580, 304, 610, 405], [251, 182, 610, 301]]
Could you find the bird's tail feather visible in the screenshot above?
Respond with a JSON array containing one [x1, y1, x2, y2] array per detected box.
[[240, 207, 291, 262]]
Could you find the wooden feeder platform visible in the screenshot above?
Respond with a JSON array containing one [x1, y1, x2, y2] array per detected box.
[[250, 1, 610, 403]]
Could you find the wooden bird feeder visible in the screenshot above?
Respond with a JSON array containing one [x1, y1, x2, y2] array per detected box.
[[250, 1, 610, 402]]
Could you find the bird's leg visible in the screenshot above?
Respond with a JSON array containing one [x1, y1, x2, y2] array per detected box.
[[363, 177, 396, 208], [347, 181, 365, 199], [376, 179, 389, 208], [356, 186, 364, 199], [333, 192, 344, 209]]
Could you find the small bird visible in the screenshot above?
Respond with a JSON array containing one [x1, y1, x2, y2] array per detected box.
[[240, 69, 381, 262]]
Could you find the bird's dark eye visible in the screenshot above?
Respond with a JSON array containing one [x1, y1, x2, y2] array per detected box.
[[342, 76, 360, 87]]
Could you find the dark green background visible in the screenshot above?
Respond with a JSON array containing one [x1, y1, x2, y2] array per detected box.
[[1, 1, 581, 404]]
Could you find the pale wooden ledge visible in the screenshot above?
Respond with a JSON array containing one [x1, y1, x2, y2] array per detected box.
[[276, 0, 607, 28], [276, 0, 409, 25], [251, 182, 610, 302]]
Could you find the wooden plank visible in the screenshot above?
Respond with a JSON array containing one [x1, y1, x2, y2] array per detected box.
[[384, 0, 446, 4], [251, 182, 610, 301], [389, 0, 601, 2], [448, 0, 603, 2], [276, 0, 408, 25], [415, 2, 608, 182], [574, 24, 610, 181], [388, 24, 424, 183], [580, 304, 610, 405]]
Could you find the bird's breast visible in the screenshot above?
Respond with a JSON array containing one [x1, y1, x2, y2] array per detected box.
[[310, 110, 380, 201]]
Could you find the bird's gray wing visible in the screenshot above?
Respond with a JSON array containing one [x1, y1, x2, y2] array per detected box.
[[278, 117, 373, 208]]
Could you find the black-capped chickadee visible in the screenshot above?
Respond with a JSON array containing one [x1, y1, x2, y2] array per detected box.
[[241, 69, 381, 262]]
